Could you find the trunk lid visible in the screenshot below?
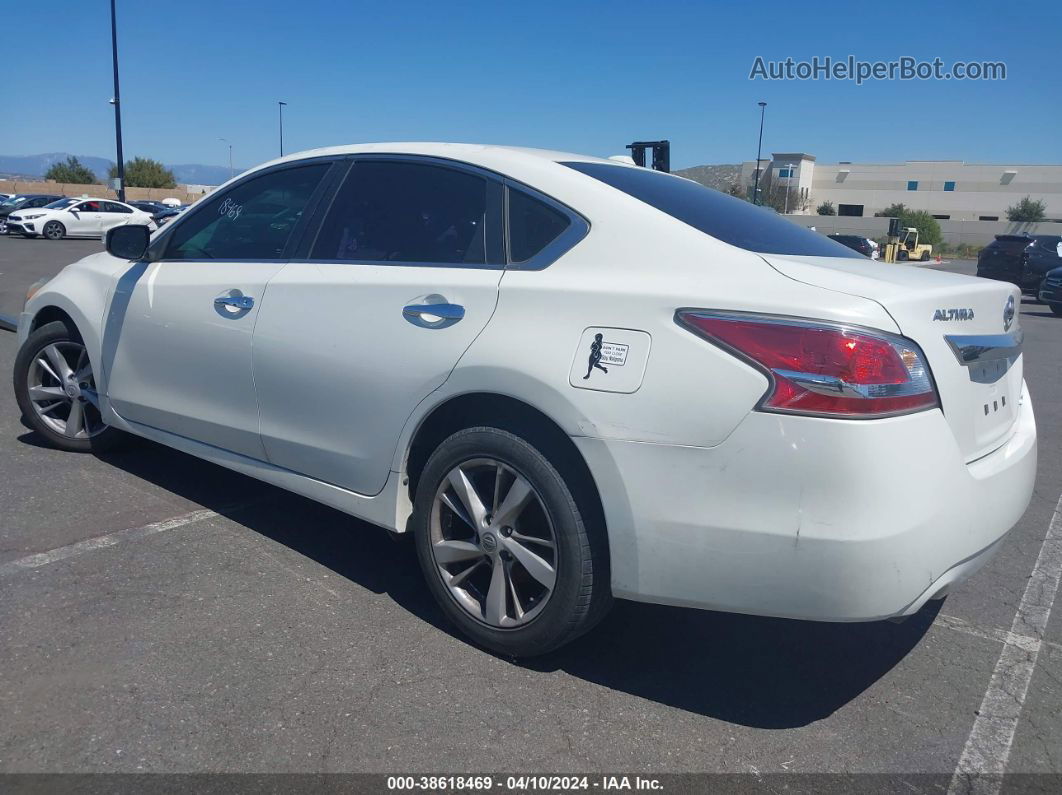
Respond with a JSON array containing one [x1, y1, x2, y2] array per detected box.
[[762, 255, 1024, 462]]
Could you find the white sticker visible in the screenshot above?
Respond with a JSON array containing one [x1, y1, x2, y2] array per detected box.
[[569, 328, 651, 394], [599, 342, 629, 366]]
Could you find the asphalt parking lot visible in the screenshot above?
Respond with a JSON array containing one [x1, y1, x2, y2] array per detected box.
[[0, 235, 1060, 784]]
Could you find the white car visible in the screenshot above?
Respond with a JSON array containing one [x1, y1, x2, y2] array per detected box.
[[6, 197, 156, 240], [12, 144, 1036, 656]]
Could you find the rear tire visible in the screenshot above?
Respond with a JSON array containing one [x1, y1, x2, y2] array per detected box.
[[413, 426, 611, 657], [920, 251, 931, 261], [43, 221, 65, 240], [13, 321, 123, 453]]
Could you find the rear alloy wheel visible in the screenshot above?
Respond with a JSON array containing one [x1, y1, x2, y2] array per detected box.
[[413, 426, 610, 657], [43, 221, 65, 240], [0, 218, 7, 234], [13, 321, 122, 452]]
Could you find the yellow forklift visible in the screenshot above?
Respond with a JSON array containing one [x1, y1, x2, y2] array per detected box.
[[893, 227, 933, 262]]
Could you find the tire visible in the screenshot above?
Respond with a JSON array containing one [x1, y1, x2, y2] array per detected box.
[[13, 321, 123, 453], [897, 250, 909, 261], [42, 221, 65, 240], [1051, 303, 1062, 317], [0, 219, 7, 235], [920, 251, 931, 261], [413, 426, 611, 657]]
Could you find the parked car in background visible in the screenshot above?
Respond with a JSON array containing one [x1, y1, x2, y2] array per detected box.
[[129, 200, 183, 227], [13, 144, 1035, 656], [6, 197, 155, 240], [977, 234, 1062, 294], [1039, 267, 1062, 317], [828, 234, 877, 259], [0, 194, 64, 234]]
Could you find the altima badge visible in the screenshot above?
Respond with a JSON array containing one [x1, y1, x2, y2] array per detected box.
[[1003, 295, 1016, 331], [932, 308, 975, 321]]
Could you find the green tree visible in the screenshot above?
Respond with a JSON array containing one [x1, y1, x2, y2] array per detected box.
[[874, 202, 908, 219], [43, 156, 98, 184], [1006, 196, 1046, 223], [816, 200, 836, 216], [901, 210, 943, 248], [109, 157, 177, 189]]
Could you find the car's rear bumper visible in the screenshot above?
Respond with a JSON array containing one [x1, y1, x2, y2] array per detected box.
[[575, 381, 1037, 621]]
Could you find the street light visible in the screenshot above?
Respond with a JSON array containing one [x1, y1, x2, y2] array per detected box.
[[278, 101, 287, 157], [109, 0, 126, 202], [219, 138, 233, 180], [752, 101, 766, 205]]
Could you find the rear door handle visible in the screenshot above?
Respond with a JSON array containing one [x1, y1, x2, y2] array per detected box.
[[215, 295, 254, 310], [402, 303, 465, 321]]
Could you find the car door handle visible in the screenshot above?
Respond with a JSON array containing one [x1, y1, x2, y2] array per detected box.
[[402, 303, 465, 321], [215, 295, 254, 310]]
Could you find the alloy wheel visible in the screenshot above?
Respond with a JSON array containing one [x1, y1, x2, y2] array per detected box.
[[429, 458, 558, 628], [44, 222, 63, 240], [25, 341, 106, 439]]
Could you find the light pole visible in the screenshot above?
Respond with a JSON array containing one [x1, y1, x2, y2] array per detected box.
[[784, 162, 794, 214], [752, 101, 766, 205], [219, 138, 233, 180], [278, 101, 287, 156], [109, 0, 126, 202]]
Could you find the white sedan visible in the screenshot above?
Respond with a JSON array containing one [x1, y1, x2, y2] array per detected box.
[[6, 197, 156, 240], [12, 143, 1036, 656]]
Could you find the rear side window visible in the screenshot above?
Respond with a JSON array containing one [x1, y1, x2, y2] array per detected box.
[[562, 162, 861, 259], [164, 163, 328, 260], [508, 187, 570, 263], [312, 161, 497, 266], [104, 202, 132, 213]]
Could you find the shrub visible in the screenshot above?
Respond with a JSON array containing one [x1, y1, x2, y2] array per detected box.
[[1006, 196, 1046, 223], [109, 157, 177, 189], [816, 200, 835, 216]]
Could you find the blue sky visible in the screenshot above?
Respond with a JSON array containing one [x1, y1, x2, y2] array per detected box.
[[5, 0, 1060, 171]]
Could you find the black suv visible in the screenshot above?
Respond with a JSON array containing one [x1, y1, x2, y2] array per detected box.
[[1039, 267, 1062, 317], [977, 234, 1062, 294], [0, 194, 64, 234], [827, 234, 875, 258]]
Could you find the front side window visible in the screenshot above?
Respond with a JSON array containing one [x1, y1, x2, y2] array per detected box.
[[311, 161, 493, 265], [164, 163, 329, 260], [75, 201, 101, 213], [508, 188, 570, 263], [562, 162, 861, 258]]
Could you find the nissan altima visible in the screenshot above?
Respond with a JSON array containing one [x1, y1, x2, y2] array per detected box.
[[12, 144, 1037, 656]]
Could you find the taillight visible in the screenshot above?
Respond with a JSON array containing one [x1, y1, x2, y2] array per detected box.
[[677, 311, 939, 418]]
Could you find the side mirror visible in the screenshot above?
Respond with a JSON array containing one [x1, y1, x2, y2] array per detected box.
[[106, 224, 150, 260]]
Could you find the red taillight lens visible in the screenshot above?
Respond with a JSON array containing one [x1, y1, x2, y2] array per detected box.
[[678, 312, 938, 418]]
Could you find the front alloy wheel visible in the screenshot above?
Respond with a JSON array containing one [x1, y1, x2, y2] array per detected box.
[[43, 221, 65, 240], [13, 321, 122, 452]]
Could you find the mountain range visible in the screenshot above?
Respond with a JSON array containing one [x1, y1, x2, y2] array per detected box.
[[0, 153, 236, 186], [1, 152, 742, 192]]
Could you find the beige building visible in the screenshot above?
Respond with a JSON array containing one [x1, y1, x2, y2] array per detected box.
[[740, 154, 1062, 222]]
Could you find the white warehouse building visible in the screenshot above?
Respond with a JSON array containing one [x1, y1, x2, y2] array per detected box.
[[739, 153, 1062, 222]]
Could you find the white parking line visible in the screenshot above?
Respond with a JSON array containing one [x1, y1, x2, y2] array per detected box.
[[949, 493, 1062, 794], [0, 508, 223, 578]]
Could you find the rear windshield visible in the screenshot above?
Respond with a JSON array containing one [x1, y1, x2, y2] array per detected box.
[[561, 161, 861, 258]]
